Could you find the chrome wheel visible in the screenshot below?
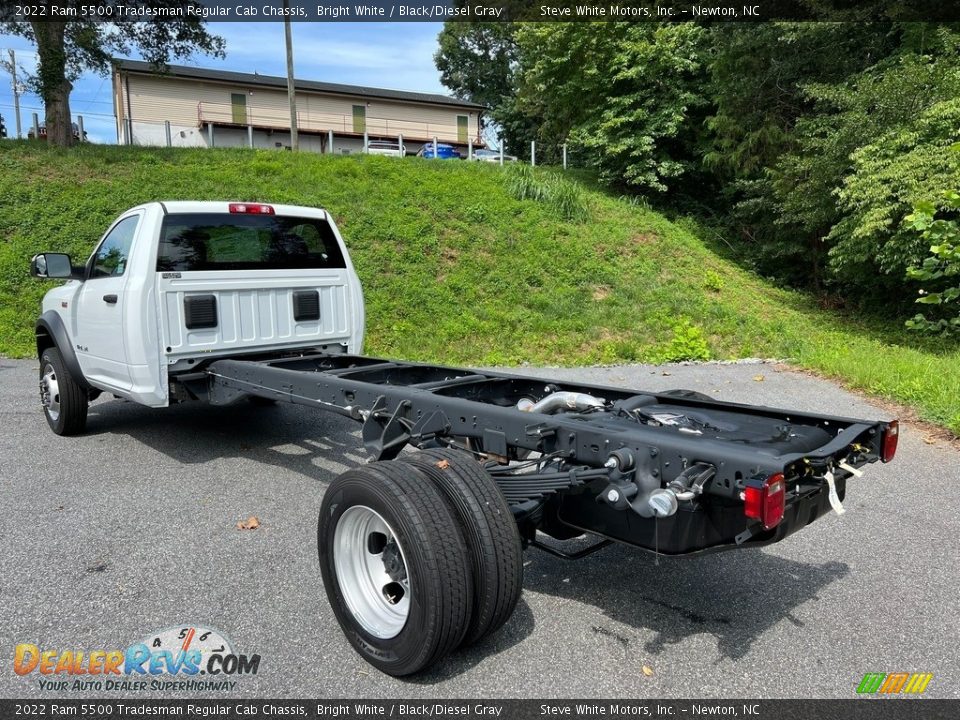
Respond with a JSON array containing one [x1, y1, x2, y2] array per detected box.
[[333, 505, 411, 639], [40, 363, 60, 422]]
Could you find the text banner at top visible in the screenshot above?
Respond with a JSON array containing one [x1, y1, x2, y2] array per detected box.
[[5, 0, 960, 23]]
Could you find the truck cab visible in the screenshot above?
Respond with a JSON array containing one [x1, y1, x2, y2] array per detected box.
[[32, 201, 365, 421]]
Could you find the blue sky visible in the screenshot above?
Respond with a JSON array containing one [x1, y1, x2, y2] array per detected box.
[[0, 22, 446, 144]]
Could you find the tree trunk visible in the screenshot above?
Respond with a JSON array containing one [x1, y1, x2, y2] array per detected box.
[[31, 20, 73, 148], [810, 232, 825, 295]]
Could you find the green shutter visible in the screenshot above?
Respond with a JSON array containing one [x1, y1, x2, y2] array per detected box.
[[231, 93, 247, 124], [457, 115, 468, 143], [353, 105, 366, 133]]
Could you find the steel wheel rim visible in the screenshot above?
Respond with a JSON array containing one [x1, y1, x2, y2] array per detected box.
[[40, 363, 60, 422], [333, 505, 411, 639]]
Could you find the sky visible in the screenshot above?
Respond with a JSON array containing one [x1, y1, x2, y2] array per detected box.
[[0, 22, 446, 144]]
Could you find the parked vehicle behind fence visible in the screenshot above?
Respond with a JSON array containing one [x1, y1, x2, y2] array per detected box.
[[28, 123, 87, 142], [366, 140, 406, 157], [417, 142, 460, 160], [472, 148, 517, 163]]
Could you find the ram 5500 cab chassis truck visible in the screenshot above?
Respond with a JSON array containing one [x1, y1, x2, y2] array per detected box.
[[31, 202, 898, 676]]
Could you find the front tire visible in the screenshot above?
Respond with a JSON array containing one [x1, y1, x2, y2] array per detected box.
[[39, 347, 88, 436], [318, 461, 473, 676]]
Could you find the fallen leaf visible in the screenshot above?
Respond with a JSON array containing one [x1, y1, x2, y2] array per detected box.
[[753, 374, 765, 382], [435, 459, 451, 470], [642, 665, 654, 677], [236, 516, 261, 530], [661, 371, 672, 376], [923, 437, 936, 445]]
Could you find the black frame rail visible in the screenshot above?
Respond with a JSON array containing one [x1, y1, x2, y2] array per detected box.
[[206, 352, 884, 492]]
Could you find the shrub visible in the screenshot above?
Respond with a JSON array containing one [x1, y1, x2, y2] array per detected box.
[[660, 319, 712, 362], [905, 191, 960, 335]]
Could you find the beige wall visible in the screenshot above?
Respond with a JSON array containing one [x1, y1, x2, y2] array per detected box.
[[117, 72, 481, 144]]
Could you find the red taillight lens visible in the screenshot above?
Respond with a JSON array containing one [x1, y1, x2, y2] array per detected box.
[[881, 420, 899, 463], [229, 203, 275, 215], [744, 472, 785, 530]]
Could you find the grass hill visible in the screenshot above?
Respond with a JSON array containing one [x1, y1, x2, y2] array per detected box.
[[1, 142, 957, 434]]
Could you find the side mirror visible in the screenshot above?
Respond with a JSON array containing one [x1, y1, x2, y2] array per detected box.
[[31, 253, 75, 279]]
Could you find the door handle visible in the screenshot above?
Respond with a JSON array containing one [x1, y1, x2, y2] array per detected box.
[[102, 294, 118, 304]]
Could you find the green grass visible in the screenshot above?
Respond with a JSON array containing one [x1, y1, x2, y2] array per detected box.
[[1, 142, 958, 433]]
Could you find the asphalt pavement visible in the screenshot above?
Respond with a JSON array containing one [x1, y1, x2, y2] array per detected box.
[[1, 358, 957, 699]]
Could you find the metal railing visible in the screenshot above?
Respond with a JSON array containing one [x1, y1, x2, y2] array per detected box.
[[197, 101, 472, 144]]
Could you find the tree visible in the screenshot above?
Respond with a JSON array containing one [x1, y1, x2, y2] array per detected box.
[[434, 21, 537, 155], [2, 1, 224, 147], [435, 21, 516, 110], [514, 23, 709, 191]]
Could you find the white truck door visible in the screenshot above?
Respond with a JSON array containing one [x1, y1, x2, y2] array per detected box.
[[74, 212, 141, 391]]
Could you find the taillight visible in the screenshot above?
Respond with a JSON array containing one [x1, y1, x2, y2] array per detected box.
[[881, 420, 899, 463], [229, 203, 275, 215], [744, 472, 785, 530]]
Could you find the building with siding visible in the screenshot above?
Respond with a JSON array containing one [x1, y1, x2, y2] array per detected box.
[[112, 60, 486, 155]]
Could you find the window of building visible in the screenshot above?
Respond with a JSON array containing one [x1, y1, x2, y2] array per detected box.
[[457, 115, 469, 143]]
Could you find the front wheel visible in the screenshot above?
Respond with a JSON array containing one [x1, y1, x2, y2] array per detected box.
[[39, 347, 88, 436], [318, 461, 473, 676]]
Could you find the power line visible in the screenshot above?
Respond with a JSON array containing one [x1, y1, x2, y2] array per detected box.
[[0, 102, 116, 120]]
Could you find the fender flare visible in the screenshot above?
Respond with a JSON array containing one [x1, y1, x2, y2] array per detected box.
[[36, 311, 91, 391]]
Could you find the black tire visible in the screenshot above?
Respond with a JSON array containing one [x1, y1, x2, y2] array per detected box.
[[318, 461, 473, 676], [247, 395, 277, 407], [403, 448, 523, 647], [39, 347, 88, 436]]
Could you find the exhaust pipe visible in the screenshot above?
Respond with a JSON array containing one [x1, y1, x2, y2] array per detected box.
[[517, 391, 606, 414]]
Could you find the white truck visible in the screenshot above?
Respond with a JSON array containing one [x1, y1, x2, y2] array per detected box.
[[30, 202, 898, 676]]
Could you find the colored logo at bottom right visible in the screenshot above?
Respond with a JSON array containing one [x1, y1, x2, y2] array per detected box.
[[857, 673, 933, 695]]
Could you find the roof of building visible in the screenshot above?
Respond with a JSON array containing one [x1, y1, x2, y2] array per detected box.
[[114, 59, 486, 110]]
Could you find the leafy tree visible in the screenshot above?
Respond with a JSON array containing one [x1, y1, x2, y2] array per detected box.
[[2, 1, 224, 147], [905, 192, 960, 334], [434, 21, 536, 155], [435, 21, 516, 109], [515, 23, 709, 191], [773, 36, 960, 294], [703, 23, 902, 290], [830, 95, 960, 295], [704, 22, 898, 182]]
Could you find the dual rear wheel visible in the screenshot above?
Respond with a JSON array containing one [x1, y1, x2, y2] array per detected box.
[[317, 449, 522, 676]]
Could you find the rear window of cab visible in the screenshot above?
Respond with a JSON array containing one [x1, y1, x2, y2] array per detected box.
[[157, 213, 347, 271]]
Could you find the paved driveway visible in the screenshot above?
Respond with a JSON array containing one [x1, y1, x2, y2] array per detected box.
[[1, 359, 957, 698]]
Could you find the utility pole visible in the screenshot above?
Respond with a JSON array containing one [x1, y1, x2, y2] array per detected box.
[[283, 0, 299, 150], [3, 50, 23, 139]]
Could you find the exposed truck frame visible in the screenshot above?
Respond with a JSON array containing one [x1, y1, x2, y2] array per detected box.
[[29, 201, 898, 677], [199, 350, 895, 555]]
